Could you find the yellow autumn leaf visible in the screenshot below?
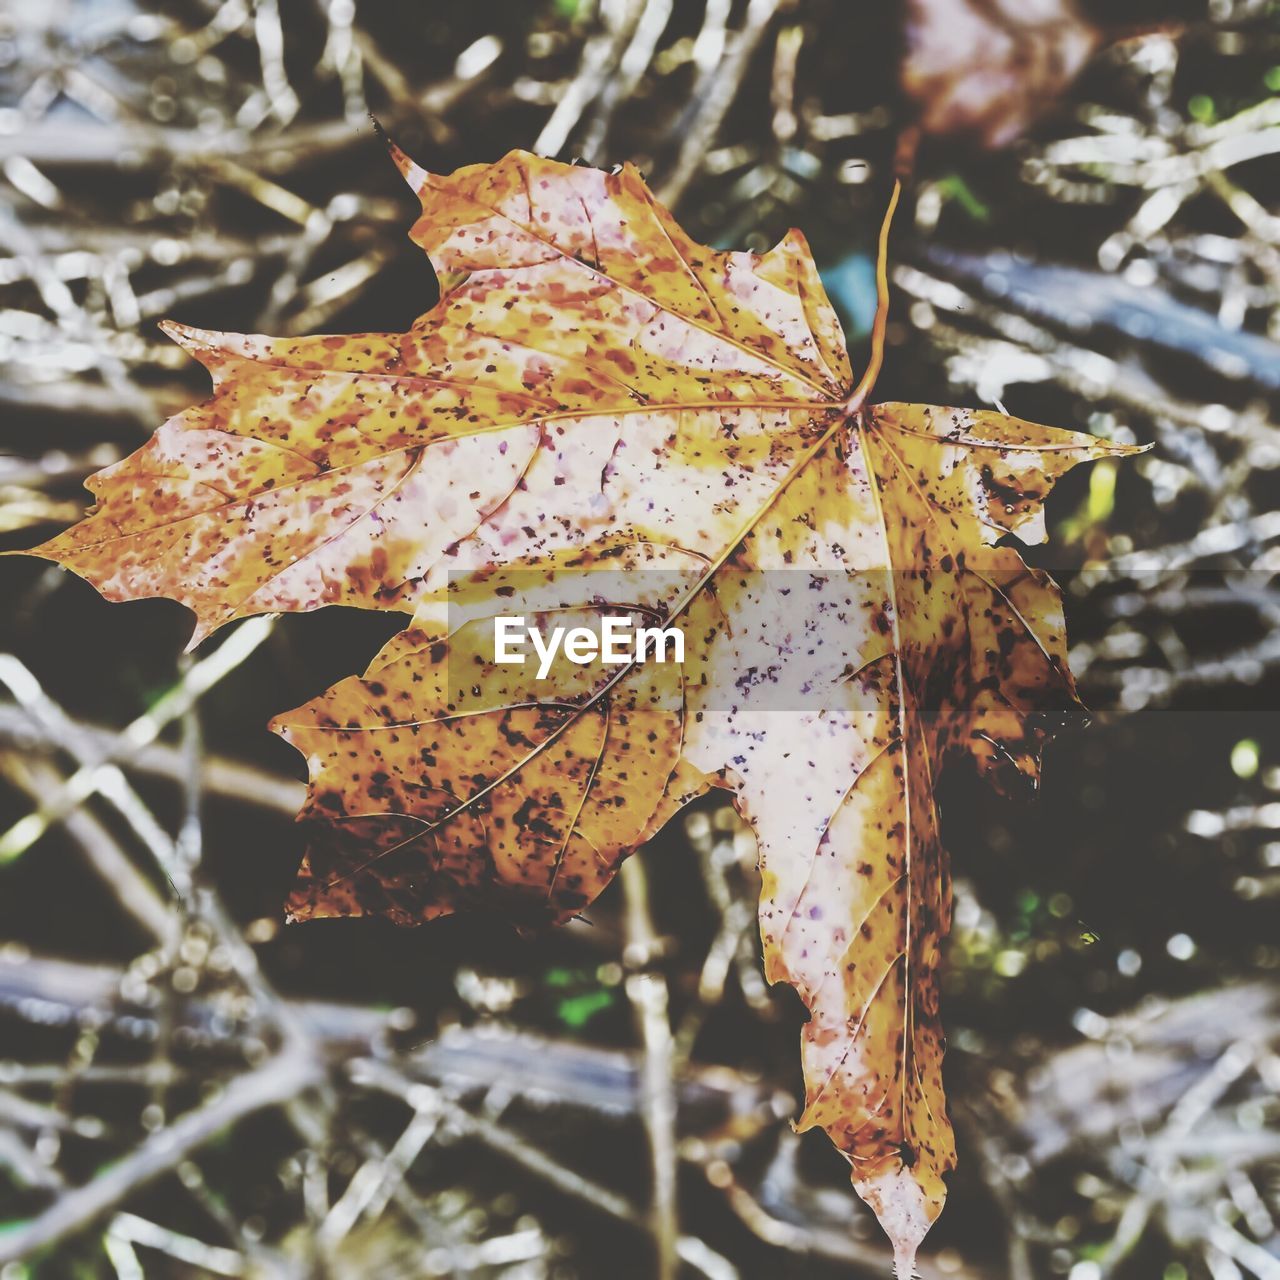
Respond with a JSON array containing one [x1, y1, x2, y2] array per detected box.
[[20, 145, 1143, 1273]]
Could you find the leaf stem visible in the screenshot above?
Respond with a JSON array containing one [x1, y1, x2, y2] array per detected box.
[[844, 178, 901, 415]]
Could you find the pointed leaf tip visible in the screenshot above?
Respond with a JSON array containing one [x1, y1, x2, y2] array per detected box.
[[371, 117, 428, 192], [159, 320, 241, 376], [893, 1243, 918, 1280], [158, 318, 210, 349]]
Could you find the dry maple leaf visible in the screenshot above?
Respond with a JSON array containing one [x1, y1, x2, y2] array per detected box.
[[22, 145, 1143, 1273]]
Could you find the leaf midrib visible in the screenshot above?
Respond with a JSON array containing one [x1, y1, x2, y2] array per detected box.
[[55, 397, 835, 556]]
